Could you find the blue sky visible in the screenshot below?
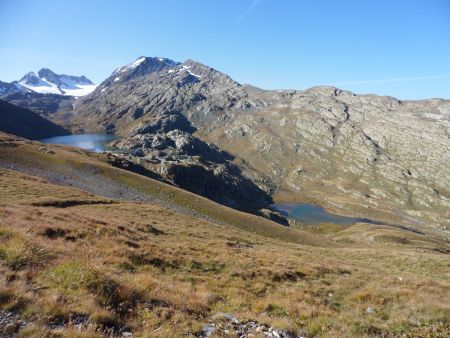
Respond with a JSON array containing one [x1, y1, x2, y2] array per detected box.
[[1, 0, 449, 99]]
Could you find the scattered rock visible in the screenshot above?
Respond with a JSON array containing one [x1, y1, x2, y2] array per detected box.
[[0, 311, 28, 338], [366, 306, 375, 314], [199, 323, 215, 337], [198, 313, 298, 337], [260, 208, 289, 226], [132, 148, 145, 157]]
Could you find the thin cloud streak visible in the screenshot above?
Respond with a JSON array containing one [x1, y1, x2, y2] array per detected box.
[[333, 75, 450, 86], [235, 0, 261, 25]]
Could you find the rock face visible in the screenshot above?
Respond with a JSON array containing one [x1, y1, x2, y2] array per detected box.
[[73, 57, 450, 230], [0, 100, 69, 139]]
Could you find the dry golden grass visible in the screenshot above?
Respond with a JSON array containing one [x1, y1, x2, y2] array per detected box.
[[0, 133, 449, 337]]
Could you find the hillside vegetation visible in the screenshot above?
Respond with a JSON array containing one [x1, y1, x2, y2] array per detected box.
[[0, 133, 449, 337]]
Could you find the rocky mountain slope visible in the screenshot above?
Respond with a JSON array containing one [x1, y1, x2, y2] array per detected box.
[[0, 100, 69, 139], [0, 81, 22, 96], [73, 56, 450, 236]]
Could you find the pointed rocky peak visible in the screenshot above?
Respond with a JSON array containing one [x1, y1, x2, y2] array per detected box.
[[112, 56, 179, 79], [93, 56, 181, 94], [37, 68, 57, 81], [19, 72, 41, 85]]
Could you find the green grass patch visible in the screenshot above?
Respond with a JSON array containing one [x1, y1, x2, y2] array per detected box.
[[40, 261, 139, 314], [265, 303, 290, 317], [0, 229, 51, 270]]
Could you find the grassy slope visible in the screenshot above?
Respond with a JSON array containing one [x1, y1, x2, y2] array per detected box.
[[0, 133, 449, 337], [0, 133, 324, 247]]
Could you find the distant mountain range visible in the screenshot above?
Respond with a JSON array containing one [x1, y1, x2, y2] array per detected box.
[[0, 69, 96, 97], [0, 56, 449, 232]]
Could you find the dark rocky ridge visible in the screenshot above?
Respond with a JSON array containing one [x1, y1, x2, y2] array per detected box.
[[0, 80, 23, 95], [0, 91, 77, 131], [1, 92, 75, 117], [0, 100, 69, 139]]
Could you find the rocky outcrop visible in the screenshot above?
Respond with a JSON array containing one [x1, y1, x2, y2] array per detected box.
[[111, 128, 276, 215]]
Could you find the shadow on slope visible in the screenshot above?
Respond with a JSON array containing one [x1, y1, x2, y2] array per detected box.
[[0, 100, 69, 139]]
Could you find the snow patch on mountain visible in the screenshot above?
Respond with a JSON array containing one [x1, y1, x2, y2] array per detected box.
[[178, 65, 201, 78], [114, 57, 147, 75], [131, 57, 146, 68]]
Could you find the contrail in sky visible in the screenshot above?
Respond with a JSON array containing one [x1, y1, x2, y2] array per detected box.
[[235, 0, 261, 24]]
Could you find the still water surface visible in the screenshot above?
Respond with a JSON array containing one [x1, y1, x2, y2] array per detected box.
[[40, 134, 116, 152], [270, 203, 375, 225]]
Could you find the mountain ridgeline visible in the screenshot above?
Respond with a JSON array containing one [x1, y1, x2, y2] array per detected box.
[[71, 56, 450, 233]]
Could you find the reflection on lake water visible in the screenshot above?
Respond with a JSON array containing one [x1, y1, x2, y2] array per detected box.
[[39, 134, 116, 152]]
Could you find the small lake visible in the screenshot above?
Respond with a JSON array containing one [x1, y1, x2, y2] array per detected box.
[[270, 203, 381, 226], [40, 134, 116, 153]]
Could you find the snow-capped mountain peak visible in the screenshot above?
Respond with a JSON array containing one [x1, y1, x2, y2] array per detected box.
[[16, 69, 97, 96]]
